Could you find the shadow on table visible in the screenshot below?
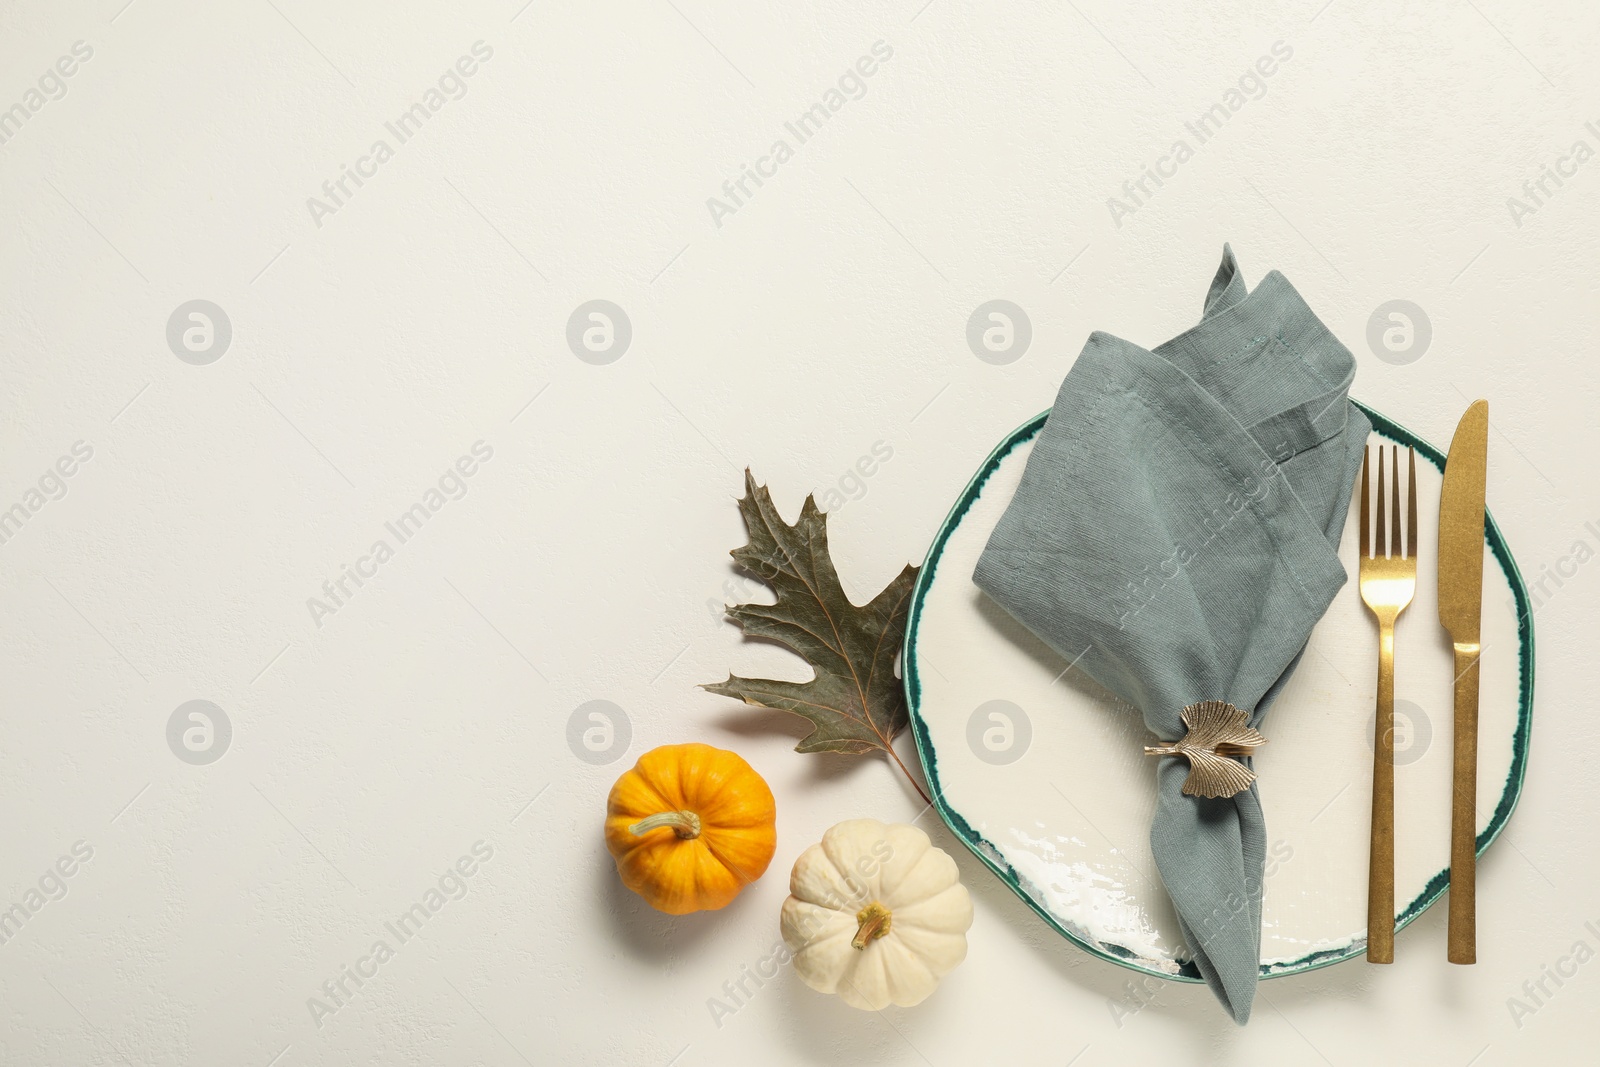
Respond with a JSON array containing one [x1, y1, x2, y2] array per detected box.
[[596, 850, 728, 964]]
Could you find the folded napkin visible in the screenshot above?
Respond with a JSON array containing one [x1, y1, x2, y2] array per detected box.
[[973, 246, 1369, 1023]]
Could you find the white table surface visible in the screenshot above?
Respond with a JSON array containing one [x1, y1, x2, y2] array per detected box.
[[1, 2, 1595, 1064]]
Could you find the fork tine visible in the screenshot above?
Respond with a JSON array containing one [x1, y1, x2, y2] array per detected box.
[[1360, 446, 1370, 558], [1406, 447, 1418, 560], [1374, 446, 1387, 559], [1390, 445, 1403, 559]]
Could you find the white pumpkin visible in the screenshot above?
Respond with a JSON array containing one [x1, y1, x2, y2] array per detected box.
[[780, 818, 973, 1010]]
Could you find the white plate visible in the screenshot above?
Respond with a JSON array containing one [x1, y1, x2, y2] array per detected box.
[[903, 404, 1534, 980]]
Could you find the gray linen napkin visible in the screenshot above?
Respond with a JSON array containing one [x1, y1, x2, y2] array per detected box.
[[973, 246, 1368, 1023]]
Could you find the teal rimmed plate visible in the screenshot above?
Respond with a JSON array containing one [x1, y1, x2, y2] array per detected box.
[[903, 402, 1533, 981]]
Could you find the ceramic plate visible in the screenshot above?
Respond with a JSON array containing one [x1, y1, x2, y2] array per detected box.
[[903, 403, 1533, 981]]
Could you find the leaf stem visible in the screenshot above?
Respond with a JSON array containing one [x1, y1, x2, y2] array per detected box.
[[885, 744, 932, 806]]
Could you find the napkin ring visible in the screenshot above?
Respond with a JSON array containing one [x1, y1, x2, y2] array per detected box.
[[1144, 700, 1267, 799]]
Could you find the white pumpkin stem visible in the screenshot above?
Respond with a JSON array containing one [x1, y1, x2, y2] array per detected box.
[[852, 902, 892, 949], [628, 810, 702, 840]]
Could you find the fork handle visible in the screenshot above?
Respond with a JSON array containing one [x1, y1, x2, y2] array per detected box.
[[1449, 643, 1481, 964], [1367, 620, 1396, 964]]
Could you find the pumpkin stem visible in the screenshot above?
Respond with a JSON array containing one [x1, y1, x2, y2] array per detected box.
[[852, 902, 892, 949], [627, 810, 702, 840]]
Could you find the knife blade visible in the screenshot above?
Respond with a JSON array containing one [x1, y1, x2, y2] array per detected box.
[[1438, 398, 1488, 965]]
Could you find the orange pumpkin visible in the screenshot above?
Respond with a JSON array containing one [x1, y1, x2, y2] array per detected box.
[[605, 743, 777, 914]]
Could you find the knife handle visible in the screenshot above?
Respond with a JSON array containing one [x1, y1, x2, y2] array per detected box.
[[1449, 642, 1481, 964], [1367, 621, 1396, 964]]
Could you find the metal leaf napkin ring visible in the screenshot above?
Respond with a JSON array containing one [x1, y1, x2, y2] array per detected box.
[[1144, 700, 1267, 799]]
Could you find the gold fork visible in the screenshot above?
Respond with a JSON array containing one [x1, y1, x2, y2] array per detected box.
[[1359, 444, 1417, 964]]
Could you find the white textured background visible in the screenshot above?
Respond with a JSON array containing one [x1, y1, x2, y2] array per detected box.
[[1, 1, 1596, 1064]]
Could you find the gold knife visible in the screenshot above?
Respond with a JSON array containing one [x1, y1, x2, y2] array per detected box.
[[1438, 399, 1488, 964]]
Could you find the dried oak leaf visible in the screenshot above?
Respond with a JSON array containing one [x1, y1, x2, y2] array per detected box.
[[702, 470, 919, 761]]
